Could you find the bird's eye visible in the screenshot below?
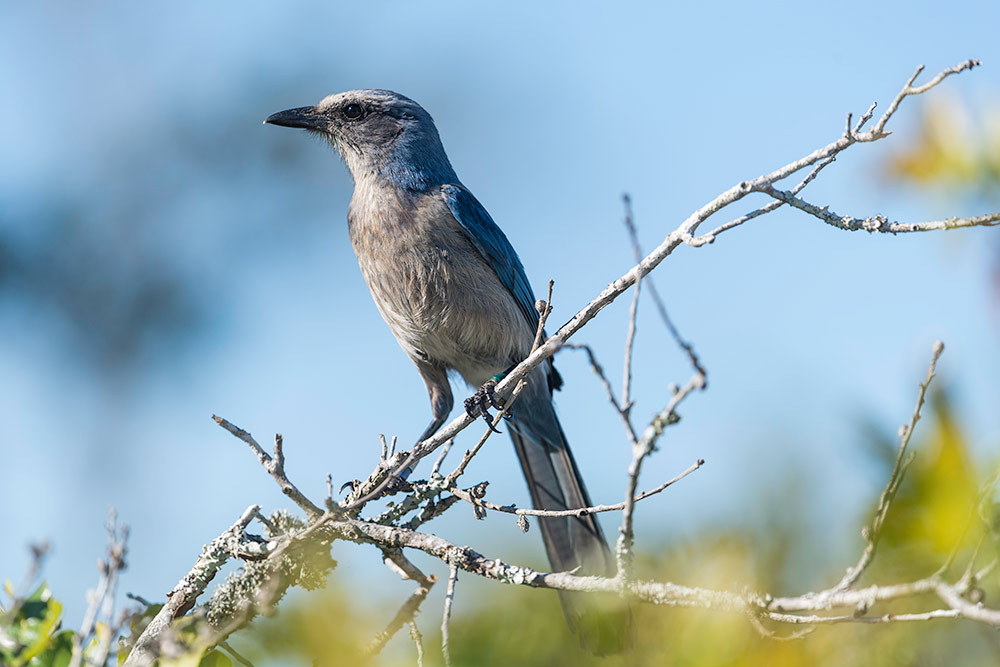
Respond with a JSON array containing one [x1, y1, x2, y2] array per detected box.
[[343, 103, 364, 120]]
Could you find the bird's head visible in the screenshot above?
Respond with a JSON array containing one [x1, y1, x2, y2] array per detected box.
[[265, 89, 456, 190]]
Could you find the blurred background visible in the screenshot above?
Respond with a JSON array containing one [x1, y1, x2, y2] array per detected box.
[[3, 1, 1000, 664]]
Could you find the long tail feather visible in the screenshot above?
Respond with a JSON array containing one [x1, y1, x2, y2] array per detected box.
[[508, 384, 635, 655]]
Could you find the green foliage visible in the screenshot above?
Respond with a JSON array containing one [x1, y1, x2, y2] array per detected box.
[[1, 582, 241, 667], [0, 581, 68, 667], [234, 585, 376, 666], [155, 648, 233, 667]]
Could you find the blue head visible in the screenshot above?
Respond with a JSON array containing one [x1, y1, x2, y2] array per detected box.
[[266, 89, 458, 191]]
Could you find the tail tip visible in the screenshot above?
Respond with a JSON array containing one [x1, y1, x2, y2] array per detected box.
[[574, 605, 636, 656]]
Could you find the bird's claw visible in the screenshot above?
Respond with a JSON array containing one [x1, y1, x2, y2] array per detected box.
[[384, 474, 413, 494], [340, 479, 360, 494], [465, 378, 504, 432]]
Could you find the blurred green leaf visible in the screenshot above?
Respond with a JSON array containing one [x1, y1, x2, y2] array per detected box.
[[198, 649, 232, 667], [28, 630, 73, 667], [884, 96, 1000, 196], [4, 583, 64, 667], [875, 389, 980, 577], [156, 647, 233, 667]]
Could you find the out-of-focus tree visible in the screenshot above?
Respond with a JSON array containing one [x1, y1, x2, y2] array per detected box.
[[884, 96, 1000, 197], [0, 77, 338, 375]]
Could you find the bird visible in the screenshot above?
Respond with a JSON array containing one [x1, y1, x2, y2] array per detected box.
[[265, 89, 633, 654]]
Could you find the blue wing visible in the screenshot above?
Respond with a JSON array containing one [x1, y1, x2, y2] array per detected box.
[[441, 183, 539, 332]]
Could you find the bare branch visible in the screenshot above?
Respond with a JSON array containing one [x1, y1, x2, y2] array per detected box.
[[617, 370, 706, 578], [441, 563, 458, 667], [430, 438, 455, 478], [760, 185, 1000, 234], [833, 341, 944, 592], [408, 621, 425, 667], [124, 505, 261, 667], [564, 343, 638, 445], [870, 60, 980, 136], [621, 194, 641, 415], [531, 279, 555, 352], [403, 494, 462, 531], [687, 154, 837, 246], [622, 195, 706, 382], [70, 510, 129, 667], [448, 458, 704, 518], [366, 554, 436, 656], [935, 584, 1000, 626], [294, 514, 1000, 631], [214, 416, 323, 519]]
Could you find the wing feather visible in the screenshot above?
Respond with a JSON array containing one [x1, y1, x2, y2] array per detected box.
[[441, 183, 539, 332]]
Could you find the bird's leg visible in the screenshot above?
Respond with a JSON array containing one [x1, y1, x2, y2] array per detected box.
[[406, 360, 454, 478]]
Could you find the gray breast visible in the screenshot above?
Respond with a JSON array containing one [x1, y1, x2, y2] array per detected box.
[[348, 185, 533, 385]]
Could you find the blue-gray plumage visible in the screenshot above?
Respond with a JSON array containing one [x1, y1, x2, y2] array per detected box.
[[265, 90, 633, 653]]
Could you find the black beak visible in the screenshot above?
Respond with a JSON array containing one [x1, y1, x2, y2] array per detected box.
[[264, 106, 325, 130]]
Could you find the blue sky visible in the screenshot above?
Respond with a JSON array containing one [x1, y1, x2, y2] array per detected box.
[[2, 0, 999, 634]]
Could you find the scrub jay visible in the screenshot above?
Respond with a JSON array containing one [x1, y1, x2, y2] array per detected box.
[[266, 90, 632, 654]]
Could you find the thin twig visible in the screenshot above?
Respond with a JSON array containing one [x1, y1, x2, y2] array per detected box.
[[70, 510, 129, 667], [449, 459, 704, 518], [564, 343, 638, 445], [760, 185, 1000, 234], [366, 556, 436, 656], [430, 438, 455, 477], [408, 621, 425, 667], [617, 371, 706, 578], [976, 559, 998, 583], [219, 641, 256, 667], [687, 154, 837, 246], [213, 416, 323, 519], [403, 494, 463, 531], [871, 60, 980, 136], [441, 563, 458, 667], [622, 194, 706, 380], [621, 194, 641, 416], [832, 341, 944, 592]]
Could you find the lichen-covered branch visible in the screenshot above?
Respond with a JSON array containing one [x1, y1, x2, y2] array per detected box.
[[123, 505, 262, 667]]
